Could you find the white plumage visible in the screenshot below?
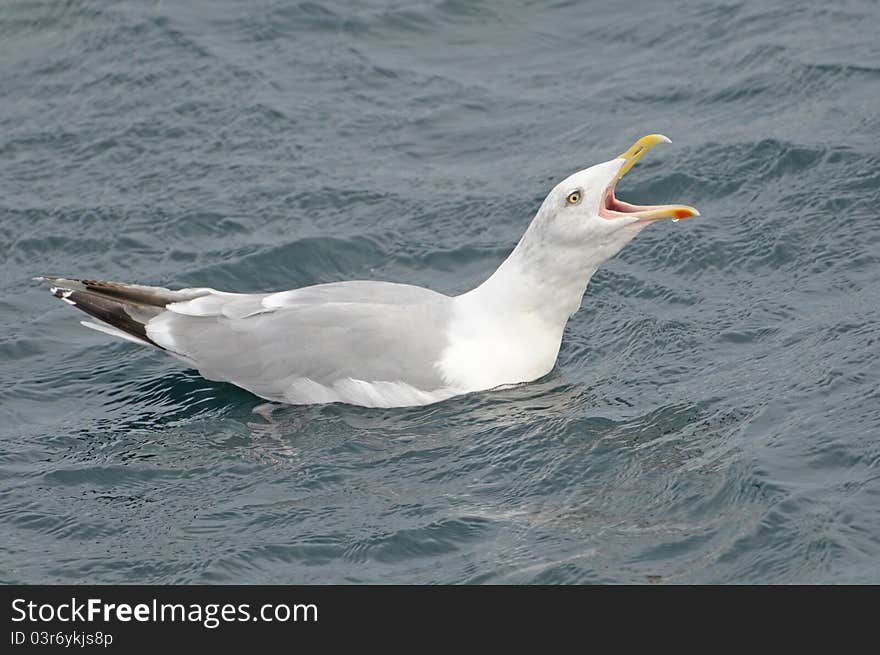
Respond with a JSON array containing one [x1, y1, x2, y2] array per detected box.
[[39, 135, 698, 408]]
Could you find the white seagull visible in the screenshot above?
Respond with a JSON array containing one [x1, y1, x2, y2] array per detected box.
[[39, 134, 699, 408]]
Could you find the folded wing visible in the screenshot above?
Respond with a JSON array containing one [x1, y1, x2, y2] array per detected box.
[[40, 277, 455, 406]]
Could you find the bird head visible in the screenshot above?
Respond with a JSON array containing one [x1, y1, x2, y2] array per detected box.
[[531, 134, 699, 262]]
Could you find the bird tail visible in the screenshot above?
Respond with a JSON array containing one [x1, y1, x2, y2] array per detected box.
[[36, 276, 209, 349]]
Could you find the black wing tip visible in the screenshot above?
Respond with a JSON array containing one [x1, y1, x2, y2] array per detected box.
[[37, 278, 164, 349], [57, 288, 164, 349]]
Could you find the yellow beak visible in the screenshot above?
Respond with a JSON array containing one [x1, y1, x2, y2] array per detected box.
[[612, 134, 699, 221]]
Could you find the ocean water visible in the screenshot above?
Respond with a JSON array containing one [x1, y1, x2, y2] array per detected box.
[[1, 0, 879, 584]]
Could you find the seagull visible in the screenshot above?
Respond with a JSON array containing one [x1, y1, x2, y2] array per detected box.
[[39, 134, 698, 408]]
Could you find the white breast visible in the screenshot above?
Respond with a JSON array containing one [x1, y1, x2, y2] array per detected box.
[[436, 294, 564, 392]]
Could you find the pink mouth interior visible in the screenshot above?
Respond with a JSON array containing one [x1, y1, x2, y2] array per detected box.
[[599, 184, 648, 218]]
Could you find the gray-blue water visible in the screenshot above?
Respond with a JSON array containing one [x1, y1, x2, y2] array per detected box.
[[2, 0, 879, 584]]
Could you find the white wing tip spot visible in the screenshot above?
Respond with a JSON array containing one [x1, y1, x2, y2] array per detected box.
[[50, 287, 76, 305]]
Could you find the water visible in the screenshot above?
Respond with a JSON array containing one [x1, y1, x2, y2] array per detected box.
[[2, 0, 879, 584]]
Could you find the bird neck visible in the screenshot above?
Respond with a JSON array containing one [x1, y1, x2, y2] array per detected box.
[[464, 228, 599, 329]]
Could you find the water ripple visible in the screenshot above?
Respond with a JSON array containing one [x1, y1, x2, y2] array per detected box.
[[1, 0, 879, 584]]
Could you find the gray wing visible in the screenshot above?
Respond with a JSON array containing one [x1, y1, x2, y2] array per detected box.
[[145, 281, 454, 401]]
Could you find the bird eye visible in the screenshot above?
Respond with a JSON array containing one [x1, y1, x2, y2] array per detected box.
[[566, 190, 582, 205]]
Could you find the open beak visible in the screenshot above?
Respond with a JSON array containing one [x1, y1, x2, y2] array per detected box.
[[600, 134, 699, 222]]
